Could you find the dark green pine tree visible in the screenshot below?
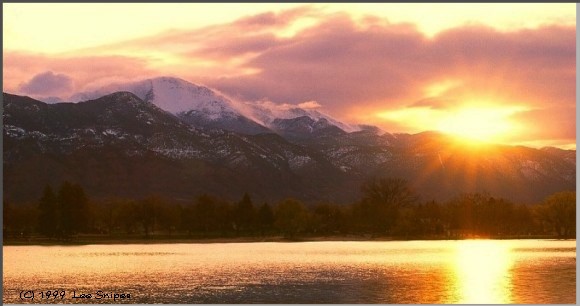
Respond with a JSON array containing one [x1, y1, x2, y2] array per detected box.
[[138, 196, 160, 238], [234, 193, 255, 234], [193, 194, 218, 234], [38, 185, 58, 238], [57, 181, 89, 237], [257, 202, 274, 236]]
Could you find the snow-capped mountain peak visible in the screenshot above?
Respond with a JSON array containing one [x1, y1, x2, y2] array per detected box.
[[71, 76, 237, 115], [68, 76, 358, 136], [68, 77, 274, 134]]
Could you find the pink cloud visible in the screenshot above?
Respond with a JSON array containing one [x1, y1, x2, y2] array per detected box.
[[4, 52, 156, 97], [191, 33, 284, 59], [233, 6, 316, 29], [3, 9, 574, 146], [510, 107, 576, 142], [18, 71, 73, 96], [298, 100, 322, 109], [206, 20, 574, 112]]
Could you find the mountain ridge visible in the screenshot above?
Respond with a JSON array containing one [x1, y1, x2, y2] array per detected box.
[[3, 92, 576, 205], [65, 76, 358, 137]]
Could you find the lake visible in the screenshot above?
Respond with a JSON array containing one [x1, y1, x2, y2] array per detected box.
[[2, 239, 576, 304]]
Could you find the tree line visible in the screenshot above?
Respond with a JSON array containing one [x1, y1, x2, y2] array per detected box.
[[3, 178, 576, 240]]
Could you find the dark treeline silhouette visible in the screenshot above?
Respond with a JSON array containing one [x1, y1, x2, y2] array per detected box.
[[3, 178, 576, 241]]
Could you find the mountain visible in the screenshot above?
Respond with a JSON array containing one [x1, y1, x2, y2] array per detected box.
[[3, 92, 344, 203], [67, 77, 356, 137], [246, 102, 359, 140], [269, 116, 347, 141], [247, 102, 359, 132], [3, 92, 576, 205], [70, 77, 271, 135]]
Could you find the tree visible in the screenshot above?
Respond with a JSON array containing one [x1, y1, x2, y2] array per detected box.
[[37, 185, 58, 237], [445, 192, 493, 237], [6, 203, 38, 239], [234, 193, 255, 234], [93, 197, 121, 235], [311, 203, 345, 235], [214, 198, 234, 235], [156, 201, 182, 236], [392, 207, 419, 237], [138, 196, 161, 238], [358, 177, 418, 234], [537, 191, 576, 238], [512, 204, 535, 235], [114, 200, 139, 234], [257, 202, 274, 236], [414, 201, 444, 236], [57, 181, 89, 238], [190, 194, 219, 235], [274, 199, 309, 238]]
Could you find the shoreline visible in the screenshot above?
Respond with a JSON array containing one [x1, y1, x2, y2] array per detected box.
[[3, 234, 570, 246]]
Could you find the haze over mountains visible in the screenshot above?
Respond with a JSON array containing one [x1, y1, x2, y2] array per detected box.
[[3, 77, 576, 205], [67, 77, 359, 136]]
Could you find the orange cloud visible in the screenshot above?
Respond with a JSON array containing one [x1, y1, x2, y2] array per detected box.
[[2, 9, 575, 147]]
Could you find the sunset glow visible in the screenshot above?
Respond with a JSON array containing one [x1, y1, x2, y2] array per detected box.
[[436, 106, 524, 143], [377, 104, 525, 144], [3, 3, 576, 149], [2, 4, 577, 304]]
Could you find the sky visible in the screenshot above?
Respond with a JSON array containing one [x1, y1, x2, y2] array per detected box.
[[3, 3, 576, 149]]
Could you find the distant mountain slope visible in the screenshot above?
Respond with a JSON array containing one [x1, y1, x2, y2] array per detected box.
[[4, 92, 576, 205], [3, 93, 344, 203]]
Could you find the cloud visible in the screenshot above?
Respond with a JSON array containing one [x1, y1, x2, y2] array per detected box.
[[207, 21, 574, 113], [249, 99, 320, 112], [3, 8, 574, 147], [205, 15, 429, 111], [196, 18, 574, 149], [510, 107, 576, 142], [79, 6, 316, 58], [233, 6, 316, 29], [298, 100, 322, 109], [191, 33, 283, 59], [18, 71, 73, 96], [408, 97, 459, 109], [4, 52, 155, 98]]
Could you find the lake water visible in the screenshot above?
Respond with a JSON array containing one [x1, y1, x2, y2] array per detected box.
[[2, 240, 576, 304]]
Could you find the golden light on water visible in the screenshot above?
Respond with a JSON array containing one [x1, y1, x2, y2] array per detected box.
[[452, 240, 514, 304], [2, 241, 576, 303]]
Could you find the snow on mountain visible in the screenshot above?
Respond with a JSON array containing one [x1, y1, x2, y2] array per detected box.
[[70, 77, 238, 115], [69, 77, 274, 134], [246, 101, 360, 133], [68, 76, 358, 136], [4, 92, 576, 204]]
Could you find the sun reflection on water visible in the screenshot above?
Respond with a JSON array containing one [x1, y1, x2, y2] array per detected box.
[[451, 240, 514, 304], [3, 240, 574, 303]]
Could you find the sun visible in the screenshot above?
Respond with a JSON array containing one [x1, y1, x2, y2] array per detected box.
[[435, 106, 520, 144], [374, 103, 526, 146]]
